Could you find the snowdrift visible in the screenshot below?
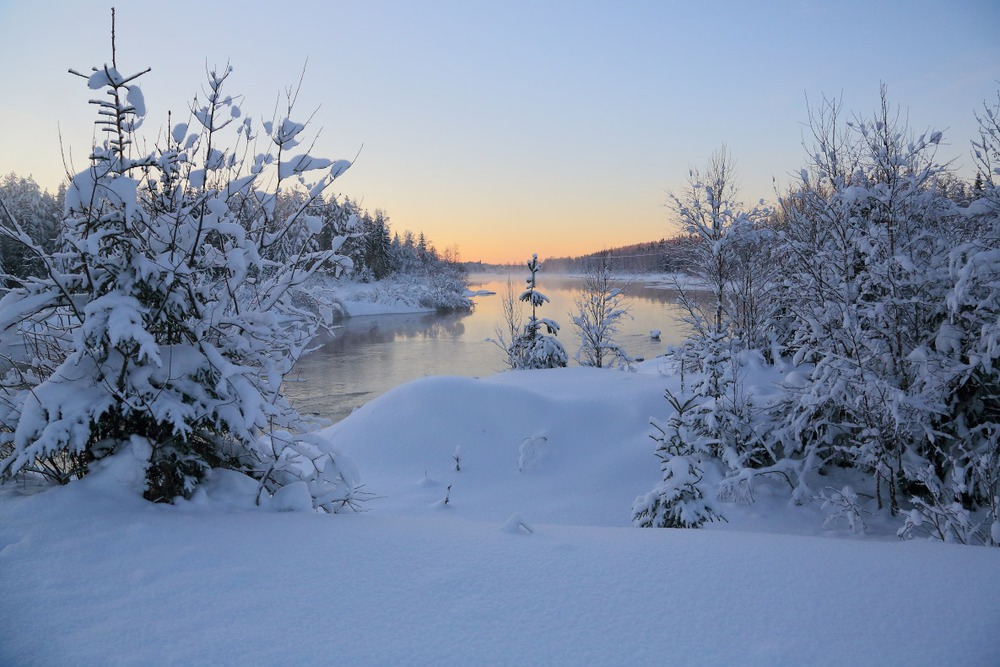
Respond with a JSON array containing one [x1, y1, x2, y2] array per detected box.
[[1, 364, 998, 665]]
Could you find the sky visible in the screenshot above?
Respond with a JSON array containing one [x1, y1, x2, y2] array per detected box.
[[0, 1, 997, 264]]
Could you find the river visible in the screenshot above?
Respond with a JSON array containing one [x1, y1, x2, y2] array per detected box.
[[282, 274, 690, 423]]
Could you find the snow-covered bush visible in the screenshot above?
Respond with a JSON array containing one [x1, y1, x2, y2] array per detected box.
[[897, 463, 989, 545], [652, 89, 999, 544], [786, 92, 997, 541], [255, 432, 363, 513], [571, 255, 634, 369], [0, 20, 360, 510], [420, 263, 474, 311], [489, 275, 526, 369], [767, 89, 998, 530], [818, 485, 869, 534], [348, 269, 471, 313]]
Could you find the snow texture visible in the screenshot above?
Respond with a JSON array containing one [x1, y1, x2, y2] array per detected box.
[[1, 364, 998, 665]]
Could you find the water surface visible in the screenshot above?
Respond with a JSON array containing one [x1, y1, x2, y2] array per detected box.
[[283, 274, 689, 422]]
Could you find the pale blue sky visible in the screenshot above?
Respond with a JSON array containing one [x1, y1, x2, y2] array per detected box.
[[1, 0, 997, 262]]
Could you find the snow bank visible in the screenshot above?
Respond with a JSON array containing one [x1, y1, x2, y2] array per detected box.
[[1, 362, 998, 665], [307, 272, 473, 319], [324, 368, 670, 526]]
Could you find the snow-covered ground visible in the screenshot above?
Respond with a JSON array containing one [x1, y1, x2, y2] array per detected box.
[[2, 356, 997, 665]]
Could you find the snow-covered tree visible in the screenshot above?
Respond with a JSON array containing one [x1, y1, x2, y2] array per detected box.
[[646, 89, 999, 544], [508, 254, 567, 369], [362, 209, 396, 280], [973, 89, 1000, 203], [0, 173, 62, 284], [759, 89, 998, 542], [633, 391, 725, 528], [767, 90, 964, 512], [570, 254, 633, 369], [668, 146, 772, 345], [0, 17, 360, 510], [417, 231, 429, 263], [660, 148, 777, 491]]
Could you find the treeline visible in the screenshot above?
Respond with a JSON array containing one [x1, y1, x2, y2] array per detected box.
[[0, 173, 464, 292], [339, 202, 463, 283], [542, 239, 691, 274], [0, 174, 64, 286]]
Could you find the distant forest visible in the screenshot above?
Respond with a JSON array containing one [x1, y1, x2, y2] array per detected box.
[[466, 237, 697, 275], [540, 238, 693, 274]]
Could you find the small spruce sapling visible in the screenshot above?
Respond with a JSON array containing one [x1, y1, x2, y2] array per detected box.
[[508, 254, 567, 369], [633, 391, 725, 528]]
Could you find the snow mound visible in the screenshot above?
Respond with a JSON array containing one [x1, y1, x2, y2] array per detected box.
[[323, 368, 670, 526], [501, 512, 534, 534]]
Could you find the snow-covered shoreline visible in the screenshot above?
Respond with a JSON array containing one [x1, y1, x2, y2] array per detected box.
[[311, 272, 476, 319], [329, 271, 700, 320]]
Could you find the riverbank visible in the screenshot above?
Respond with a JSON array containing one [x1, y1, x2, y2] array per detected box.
[[322, 271, 704, 321], [309, 270, 474, 320]]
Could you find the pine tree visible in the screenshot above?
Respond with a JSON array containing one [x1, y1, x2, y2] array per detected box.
[[363, 209, 395, 280], [973, 171, 985, 193]]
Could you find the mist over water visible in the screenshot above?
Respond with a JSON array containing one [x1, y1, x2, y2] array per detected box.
[[283, 274, 690, 423]]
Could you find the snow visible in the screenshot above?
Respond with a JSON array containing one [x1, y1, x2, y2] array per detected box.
[[2, 358, 998, 665], [126, 84, 146, 117], [86, 66, 124, 89], [171, 122, 188, 144], [64, 164, 98, 214], [278, 153, 333, 180], [316, 273, 462, 317]]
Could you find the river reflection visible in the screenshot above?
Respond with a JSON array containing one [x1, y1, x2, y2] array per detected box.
[[283, 274, 690, 423], [314, 312, 469, 351]]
